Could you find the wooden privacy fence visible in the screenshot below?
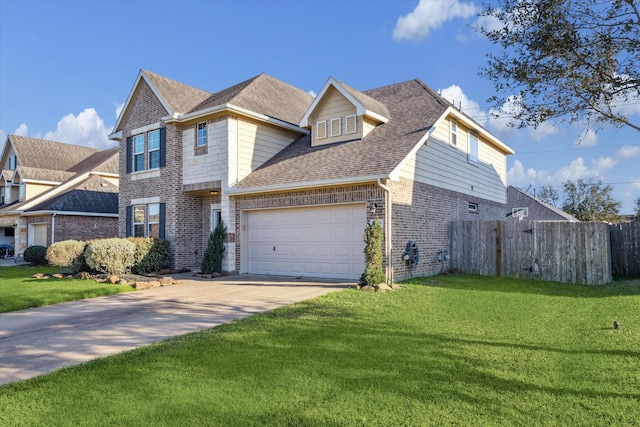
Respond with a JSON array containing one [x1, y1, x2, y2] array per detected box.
[[609, 221, 640, 277], [449, 220, 614, 285]]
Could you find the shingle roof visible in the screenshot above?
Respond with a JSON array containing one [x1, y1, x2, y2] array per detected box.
[[25, 175, 118, 214], [15, 166, 75, 183], [235, 78, 448, 190], [9, 135, 99, 171], [507, 186, 579, 222], [67, 147, 119, 174], [142, 69, 212, 114], [192, 73, 314, 126], [333, 78, 391, 119]]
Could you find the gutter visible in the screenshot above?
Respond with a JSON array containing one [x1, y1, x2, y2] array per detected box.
[[20, 211, 118, 218], [51, 212, 56, 245], [227, 174, 390, 196], [376, 178, 393, 284]]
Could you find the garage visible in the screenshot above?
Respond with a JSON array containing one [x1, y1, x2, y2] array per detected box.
[[245, 203, 366, 280]]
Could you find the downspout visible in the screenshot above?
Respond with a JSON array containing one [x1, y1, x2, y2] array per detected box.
[[51, 212, 56, 245], [376, 178, 393, 284]]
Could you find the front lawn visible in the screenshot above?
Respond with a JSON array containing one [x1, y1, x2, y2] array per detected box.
[[1, 275, 639, 426], [0, 266, 134, 312]]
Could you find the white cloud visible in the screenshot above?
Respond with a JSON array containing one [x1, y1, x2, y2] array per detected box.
[[528, 121, 558, 141], [14, 123, 29, 136], [507, 159, 551, 188], [44, 108, 115, 149], [592, 156, 616, 174], [393, 0, 478, 41], [508, 156, 610, 190], [308, 90, 317, 98], [440, 85, 488, 126], [617, 145, 640, 158]]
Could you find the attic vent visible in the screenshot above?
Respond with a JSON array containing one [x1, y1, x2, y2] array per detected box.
[[345, 115, 356, 134], [316, 120, 327, 139], [330, 117, 342, 137]]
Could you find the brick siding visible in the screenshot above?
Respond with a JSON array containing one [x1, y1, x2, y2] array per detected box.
[[54, 216, 117, 242]]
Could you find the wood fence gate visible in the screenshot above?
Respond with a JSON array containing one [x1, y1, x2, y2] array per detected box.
[[449, 220, 613, 285]]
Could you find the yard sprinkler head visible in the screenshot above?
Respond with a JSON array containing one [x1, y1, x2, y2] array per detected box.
[[614, 321, 619, 330]]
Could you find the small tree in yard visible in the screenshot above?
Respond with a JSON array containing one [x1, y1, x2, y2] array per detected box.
[[360, 219, 386, 286], [201, 220, 226, 274]]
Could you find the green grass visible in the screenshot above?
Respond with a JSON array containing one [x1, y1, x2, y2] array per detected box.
[[0, 266, 134, 312], [1, 275, 639, 426]]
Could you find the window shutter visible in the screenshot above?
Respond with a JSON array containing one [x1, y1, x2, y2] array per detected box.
[[345, 115, 356, 134], [125, 137, 132, 173], [159, 203, 166, 239], [125, 206, 132, 237], [159, 127, 166, 168], [316, 121, 327, 139], [330, 117, 341, 137]]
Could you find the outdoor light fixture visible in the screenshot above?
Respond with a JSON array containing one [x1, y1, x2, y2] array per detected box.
[[371, 203, 379, 213], [210, 190, 219, 195]]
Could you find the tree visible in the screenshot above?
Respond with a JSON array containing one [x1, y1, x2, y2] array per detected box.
[[360, 219, 386, 286], [476, 0, 640, 132], [537, 185, 560, 207], [562, 179, 621, 222], [201, 220, 226, 274]]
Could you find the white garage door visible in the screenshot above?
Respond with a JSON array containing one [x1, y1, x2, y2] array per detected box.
[[246, 204, 366, 280]]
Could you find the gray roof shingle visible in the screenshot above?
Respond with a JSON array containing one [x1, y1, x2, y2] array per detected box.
[[9, 135, 100, 171], [235, 78, 448, 190], [26, 175, 118, 214], [192, 73, 314, 126], [142, 69, 212, 114]]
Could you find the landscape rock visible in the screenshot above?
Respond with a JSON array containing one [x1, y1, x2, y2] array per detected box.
[[108, 275, 119, 284], [360, 285, 376, 292], [391, 284, 402, 290], [31, 273, 45, 279], [52, 274, 64, 279], [74, 272, 92, 280]]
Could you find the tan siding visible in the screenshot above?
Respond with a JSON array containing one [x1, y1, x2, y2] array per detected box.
[[362, 117, 378, 139], [237, 118, 300, 182], [25, 183, 54, 200], [400, 117, 507, 204], [310, 87, 358, 146]]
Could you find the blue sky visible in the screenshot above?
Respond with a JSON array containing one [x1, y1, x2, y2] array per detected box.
[[1, 0, 638, 212]]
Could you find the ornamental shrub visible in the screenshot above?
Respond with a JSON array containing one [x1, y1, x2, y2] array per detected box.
[[360, 219, 386, 286], [46, 240, 86, 274], [24, 245, 48, 266], [85, 238, 135, 275], [201, 220, 226, 274], [127, 237, 170, 274]]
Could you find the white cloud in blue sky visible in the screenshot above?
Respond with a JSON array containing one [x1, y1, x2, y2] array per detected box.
[[393, 0, 478, 41], [43, 108, 114, 149]]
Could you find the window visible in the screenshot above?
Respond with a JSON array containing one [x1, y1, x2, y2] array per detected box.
[[9, 155, 17, 170], [211, 208, 222, 232], [330, 117, 342, 137], [468, 202, 478, 213], [450, 120, 457, 146], [133, 134, 145, 172], [148, 130, 160, 169], [19, 183, 25, 201], [126, 127, 165, 174], [133, 205, 145, 237], [148, 203, 160, 238], [316, 121, 327, 139], [469, 133, 479, 164], [345, 115, 357, 134], [197, 122, 207, 147]]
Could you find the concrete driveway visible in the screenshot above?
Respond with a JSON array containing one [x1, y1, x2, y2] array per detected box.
[[0, 274, 353, 386]]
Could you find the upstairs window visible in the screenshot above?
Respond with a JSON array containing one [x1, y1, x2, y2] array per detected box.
[[469, 133, 479, 164], [126, 128, 166, 173], [450, 120, 457, 146], [148, 130, 161, 169], [197, 122, 207, 147], [133, 134, 145, 172], [9, 155, 17, 170]]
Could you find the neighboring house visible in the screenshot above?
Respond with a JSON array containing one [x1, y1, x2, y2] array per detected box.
[[110, 70, 514, 281], [506, 185, 579, 222], [0, 135, 119, 255]]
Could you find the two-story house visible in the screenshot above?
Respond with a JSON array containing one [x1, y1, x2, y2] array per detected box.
[[0, 135, 119, 256], [110, 70, 514, 281]]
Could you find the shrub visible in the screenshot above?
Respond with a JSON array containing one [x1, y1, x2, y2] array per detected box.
[[24, 245, 48, 266], [46, 240, 86, 274], [85, 238, 135, 275], [201, 221, 226, 274], [127, 237, 170, 274], [360, 219, 386, 286]]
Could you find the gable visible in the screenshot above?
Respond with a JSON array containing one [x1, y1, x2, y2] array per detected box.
[[115, 79, 171, 134], [308, 87, 359, 147]]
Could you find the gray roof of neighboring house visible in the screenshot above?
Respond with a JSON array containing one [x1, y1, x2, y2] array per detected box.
[[67, 147, 119, 175], [9, 135, 100, 171], [506, 185, 579, 222], [25, 175, 118, 214], [235, 78, 449, 189], [192, 73, 315, 126], [142, 69, 212, 115], [15, 166, 75, 183]]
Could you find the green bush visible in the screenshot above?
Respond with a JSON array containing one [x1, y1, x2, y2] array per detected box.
[[85, 238, 135, 275], [46, 240, 86, 274], [24, 245, 48, 266], [127, 237, 170, 274], [360, 219, 386, 286], [201, 221, 226, 274]]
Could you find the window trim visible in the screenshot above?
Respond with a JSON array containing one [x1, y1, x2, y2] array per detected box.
[[147, 203, 160, 238], [147, 130, 161, 170], [329, 117, 342, 137], [316, 120, 327, 139], [345, 114, 357, 134], [211, 206, 222, 232], [468, 202, 478, 213], [133, 204, 146, 237], [196, 122, 208, 147], [132, 134, 145, 172], [9, 155, 17, 170]]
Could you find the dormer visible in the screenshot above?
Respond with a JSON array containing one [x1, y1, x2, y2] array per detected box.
[[300, 77, 390, 147]]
